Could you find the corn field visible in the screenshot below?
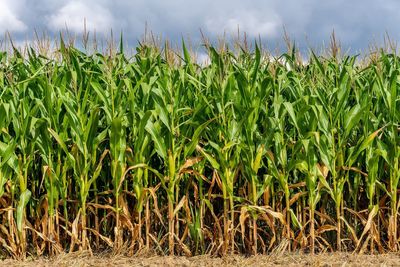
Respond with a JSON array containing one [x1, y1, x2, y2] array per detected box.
[[0, 37, 399, 259]]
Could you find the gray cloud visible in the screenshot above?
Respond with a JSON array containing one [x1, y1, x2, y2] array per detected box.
[[0, 0, 27, 33], [1, 0, 399, 52]]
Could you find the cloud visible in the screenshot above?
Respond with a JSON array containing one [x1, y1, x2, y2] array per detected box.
[[48, 1, 114, 34], [2, 0, 400, 52], [0, 1, 27, 32], [196, 52, 210, 66], [205, 11, 281, 37]]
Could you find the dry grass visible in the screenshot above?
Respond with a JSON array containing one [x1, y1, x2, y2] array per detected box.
[[2, 252, 400, 267]]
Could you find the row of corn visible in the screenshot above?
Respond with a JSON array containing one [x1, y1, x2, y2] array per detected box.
[[0, 38, 399, 258]]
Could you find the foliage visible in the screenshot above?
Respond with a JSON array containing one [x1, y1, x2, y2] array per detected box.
[[0, 38, 399, 258]]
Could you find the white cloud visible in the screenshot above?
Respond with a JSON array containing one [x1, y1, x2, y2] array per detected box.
[[48, 1, 114, 34], [0, 1, 27, 32], [213, 14, 281, 37], [3, 0, 400, 52], [196, 52, 210, 66]]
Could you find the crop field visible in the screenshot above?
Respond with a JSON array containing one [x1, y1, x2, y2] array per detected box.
[[0, 36, 399, 261]]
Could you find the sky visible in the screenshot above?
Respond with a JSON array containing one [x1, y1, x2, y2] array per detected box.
[[0, 0, 399, 53]]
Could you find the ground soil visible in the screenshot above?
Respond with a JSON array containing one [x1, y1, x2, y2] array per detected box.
[[2, 252, 400, 267]]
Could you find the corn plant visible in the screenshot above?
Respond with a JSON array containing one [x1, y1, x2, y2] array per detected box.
[[0, 36, 399, 258]]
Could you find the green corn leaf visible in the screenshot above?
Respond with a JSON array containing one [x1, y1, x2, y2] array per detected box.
[[17, 189, 31, 232]]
